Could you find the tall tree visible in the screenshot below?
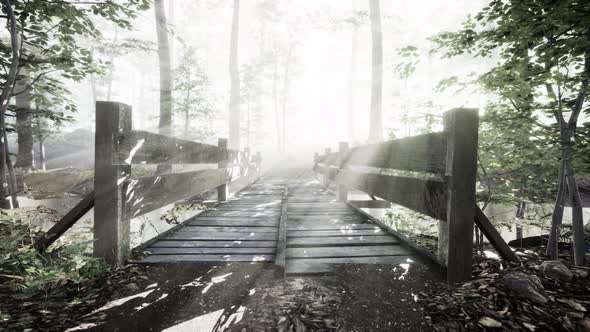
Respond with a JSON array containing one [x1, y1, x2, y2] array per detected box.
[[154, 0, 172, 174], [229, 0, 241, 149], [426, 0, 590, 265], [14, 70, 34, 170], [348, 0, 360, 143], [368, 0, 383, 142]]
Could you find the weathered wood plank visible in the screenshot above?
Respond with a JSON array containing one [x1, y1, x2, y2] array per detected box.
[[287, 215, 365, 222], [288, 229, 385, 237], [182, 226, 278, 233], [344, 132, 447, 173], [124, 169, 228, 218], [286, 245, 409, 258], [202, 210, 281, 217], [145, 247, 276, 255], [439, 108, 479, 282], [36, 190, 94, 251], [338, 170, 447, 220], [164, 232, 278, 241], [475, 206, 519, 262], [138, 254, 274, 263], [348, 200, 391, 209], [150, 240, 277, 248], [286, 223, 379, 231], [186, 219, 279, 227], [288, 236, 399, 247], [117, 130, 226, 165], [275, 188, 288, 271]]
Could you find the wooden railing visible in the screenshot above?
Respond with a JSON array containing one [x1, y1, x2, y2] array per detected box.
[[313, 108, 516, 282], [93, 101, 261, 264]]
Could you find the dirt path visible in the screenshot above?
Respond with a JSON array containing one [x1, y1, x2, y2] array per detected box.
[[61, 260, 439, 331]]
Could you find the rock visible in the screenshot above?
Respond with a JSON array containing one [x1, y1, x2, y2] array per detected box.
[[580, 319, 590, 332], [573, 268, 589, 279], [541, 260, 573, 282], [501, 272, 547, 304]]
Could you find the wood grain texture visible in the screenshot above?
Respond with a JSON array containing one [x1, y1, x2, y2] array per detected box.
[[286, 245, 409, 258], [150, 240, 277, 248], [138, 254, 274, 263], [124, 169, 228, 218], [344, 132, 447, 173], [338, 170, 447, 220], [145, 247, 276, 255], [288, 236, 399, 247], [117, 130, 226, 165]]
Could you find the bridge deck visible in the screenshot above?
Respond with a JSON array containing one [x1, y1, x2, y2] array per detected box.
[[137, 169, 417, 274]]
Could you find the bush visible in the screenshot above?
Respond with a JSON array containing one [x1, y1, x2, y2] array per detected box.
[[0, 217, 107, 297]]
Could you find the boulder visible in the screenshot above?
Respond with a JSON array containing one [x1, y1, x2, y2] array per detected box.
[[501, 271, 547, 304], [541, 260, 573, 282]]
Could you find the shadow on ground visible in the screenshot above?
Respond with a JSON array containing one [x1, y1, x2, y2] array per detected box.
[[64, 260, 441, 331]]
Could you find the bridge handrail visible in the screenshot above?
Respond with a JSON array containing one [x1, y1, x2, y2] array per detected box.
[[94, 101, 261, 264], [313, 108, 479, 282]]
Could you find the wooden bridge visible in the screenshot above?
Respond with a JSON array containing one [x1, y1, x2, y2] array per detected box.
[[37, 102, 517, 283]]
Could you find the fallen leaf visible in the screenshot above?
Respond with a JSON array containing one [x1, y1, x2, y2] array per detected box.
[[479, 317, 502, 328]]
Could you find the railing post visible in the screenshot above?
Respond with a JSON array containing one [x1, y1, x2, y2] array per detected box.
[[93, 101, 132, 265], [217, 138, 229, 201], [323, 147, 331, 186], [439, 108, 479, 282], [337, 142, 349, 202], [255, 151, 262, 177]]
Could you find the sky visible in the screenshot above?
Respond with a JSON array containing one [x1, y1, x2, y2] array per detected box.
[[70, 0, 490, 154]]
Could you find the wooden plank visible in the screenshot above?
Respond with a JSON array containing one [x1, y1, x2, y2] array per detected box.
[[287, 215, 365, 222], [286, 245, 409, 258], [439, 108, 479, 282], [182, 226, 278, 233], [287, 223, 379, 231], [117, 129, 226, 165], [288, 236, 399, 247], [348, 200, 391, 209], [289, 229, 385, 237], [94, 102, 132, 265], [124, 169, 228, 218], [186, 219, 279, 227], [190, 216, 279, 222], [475, 206, 519, 262], [145, 247, 276, 255], [36, 190, 94, 251], [345, 132, 447, 173], [137, 254, 274, 263], [275, 187, 288, 271], [213, 206, 281, 211], [338, 170, 447, 220], [286, 256, 416, 274], [202, 210, 280, 217], [150, 240, 277, 248], [164, 232, 278, 241]]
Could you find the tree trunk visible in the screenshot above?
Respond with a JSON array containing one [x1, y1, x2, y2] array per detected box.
[[348, 1, 359, 143], [228, 0, 241, 149], [368, 0, 383, 142], [272, 54, 281, 151], [155, 0, 173, 174], [515, 176, 527, 243], [281, 45, 293, 153], [36, 114, 46, 171], [14, 69, 34, 170], [0, 0, 20, 209]]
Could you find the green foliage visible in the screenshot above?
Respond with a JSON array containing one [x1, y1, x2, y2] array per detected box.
[[173, 44, 216, 140], [0, 215, 107, 296]]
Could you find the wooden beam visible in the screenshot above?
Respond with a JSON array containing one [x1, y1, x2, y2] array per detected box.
[[338, 141, 349, 202], [116, 130, 226, 165], [439, 108, 479, 282], [337, 170, 447, 220], [475, 206, 519, 262], [275, 186, 288, 274], [35, 191, 94, 251], [217, 138, 229, 201], [347, 199, 391, 209], [94, 101, 132, 265], [345, 132, 447, 173], [124, 168, 228, 218]]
